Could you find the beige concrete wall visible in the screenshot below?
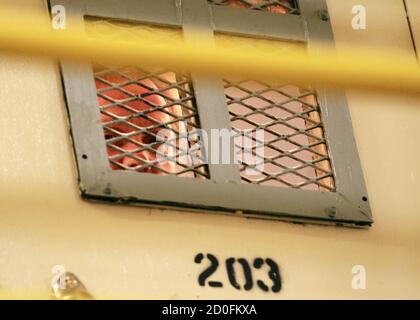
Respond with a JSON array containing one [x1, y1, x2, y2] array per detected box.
[[0, 0, 419, 299]]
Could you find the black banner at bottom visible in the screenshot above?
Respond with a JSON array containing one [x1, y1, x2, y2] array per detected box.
[[0, 300, 417, 318]]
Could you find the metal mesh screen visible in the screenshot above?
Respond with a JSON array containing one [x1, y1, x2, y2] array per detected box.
[[87, 19, 209, 178], [216, 35, 335, 192], [207, 0, 299, 15]]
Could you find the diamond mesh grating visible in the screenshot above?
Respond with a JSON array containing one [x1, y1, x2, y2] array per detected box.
[[216, 34, 335, 192], [87, 19, 209, 178], [207, 0, 299, 15], [226, 79, 335, 191]]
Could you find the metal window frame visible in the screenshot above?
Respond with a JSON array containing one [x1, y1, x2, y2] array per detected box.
[[50, 0, 373, 227]]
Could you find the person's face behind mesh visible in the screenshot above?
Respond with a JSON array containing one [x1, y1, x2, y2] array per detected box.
[[226, 0, 291, 13], [96, 68, 177, 175]]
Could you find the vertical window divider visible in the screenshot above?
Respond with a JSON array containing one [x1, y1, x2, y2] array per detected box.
[[181, 0, 242, 184]]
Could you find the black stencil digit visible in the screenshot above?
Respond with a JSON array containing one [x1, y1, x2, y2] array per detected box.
[[265, 258, 282, 293], [194, 253, 223, 288], [225, 258, 241, 290], [226, 258, 254, 291], [253, 257, 269, 292], [238, 258, 253, 291]]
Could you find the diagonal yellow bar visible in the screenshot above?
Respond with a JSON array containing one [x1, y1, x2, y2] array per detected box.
[[0, 8, 419, 94]]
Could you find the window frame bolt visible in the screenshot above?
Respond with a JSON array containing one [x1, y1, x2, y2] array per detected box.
[[104, 184, 112, 195], [318, 9, 329, 21], [325, 206, 337, 218]]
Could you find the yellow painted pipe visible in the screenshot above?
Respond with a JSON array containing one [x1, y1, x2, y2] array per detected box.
[[0, 8, 419, 94]]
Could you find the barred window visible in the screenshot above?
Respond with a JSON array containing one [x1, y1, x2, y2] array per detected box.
[[52, 0, 372, 227]]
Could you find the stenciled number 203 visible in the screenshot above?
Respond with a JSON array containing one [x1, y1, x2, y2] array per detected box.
[[194, 253, 282, 293]]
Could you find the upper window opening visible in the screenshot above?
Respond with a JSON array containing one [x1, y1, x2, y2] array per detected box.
[[207, 0, 300, 15]]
